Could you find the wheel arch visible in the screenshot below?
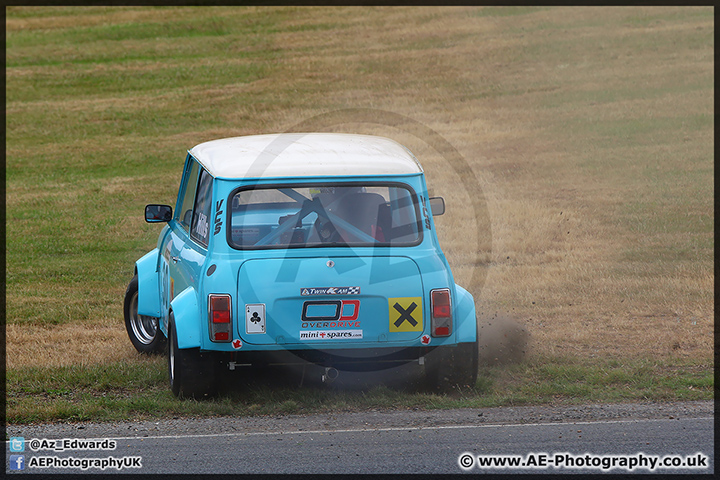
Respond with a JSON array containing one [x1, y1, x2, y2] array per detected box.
[[454, 284, 477, 343], [136, 248, 162, 318], [170, 287, 203, 350]]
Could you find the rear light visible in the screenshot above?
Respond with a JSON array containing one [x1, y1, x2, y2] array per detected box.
[[430, 288, 452, 337], [209, 294, 232, 342], [432, 290, 451, 318], [434, 326, 450, 336]]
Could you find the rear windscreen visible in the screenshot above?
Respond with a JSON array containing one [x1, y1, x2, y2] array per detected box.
[[228, 183, 422, 249]]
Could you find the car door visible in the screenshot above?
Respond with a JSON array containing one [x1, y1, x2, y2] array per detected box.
[[159, 157, 201, 328], [180, 166, 213, 291]]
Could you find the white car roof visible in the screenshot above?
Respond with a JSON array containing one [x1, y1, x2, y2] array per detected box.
[[188, 133, 423, 179]]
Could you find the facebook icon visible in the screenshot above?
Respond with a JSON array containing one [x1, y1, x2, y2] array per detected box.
[[9, 455, 25, 471]]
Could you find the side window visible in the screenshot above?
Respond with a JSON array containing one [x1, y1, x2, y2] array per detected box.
[[190, 168, 213, 247], [177, 159, 200, 232]]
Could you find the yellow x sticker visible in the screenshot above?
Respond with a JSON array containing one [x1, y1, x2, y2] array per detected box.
[[389, 297, 423, 332]]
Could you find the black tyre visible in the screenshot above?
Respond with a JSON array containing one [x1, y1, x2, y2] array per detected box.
[[124, 274, 165, 354], [168, 313, 218, 399], [424, 322, 479, 392]]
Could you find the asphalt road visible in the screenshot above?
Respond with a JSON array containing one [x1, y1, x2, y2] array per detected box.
[[6, 401, 713, 475]]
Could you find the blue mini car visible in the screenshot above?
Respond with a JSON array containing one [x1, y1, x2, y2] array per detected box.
[[124, 133, 478, 398]]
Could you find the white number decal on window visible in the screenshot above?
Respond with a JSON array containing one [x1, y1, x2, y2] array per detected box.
[[195, 212, 209, 238]]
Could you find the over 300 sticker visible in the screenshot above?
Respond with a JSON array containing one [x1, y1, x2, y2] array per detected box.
[[301, 299, 359, 322]]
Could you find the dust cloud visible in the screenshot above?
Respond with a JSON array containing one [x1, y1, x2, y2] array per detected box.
[[477, 313, 529, 366]]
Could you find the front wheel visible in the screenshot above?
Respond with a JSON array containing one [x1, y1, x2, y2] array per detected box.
[[168, 313, 218, 399], [124, 274, 165, 354]]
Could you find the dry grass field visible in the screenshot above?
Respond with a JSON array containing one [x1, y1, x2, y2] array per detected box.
[[5, 6, 713, 420]]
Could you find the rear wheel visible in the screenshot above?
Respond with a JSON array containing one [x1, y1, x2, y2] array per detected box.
[[168, 312, 218, 399], [424, 346, 476, 392], [124, 274, 165, 354], [424, 323, 479, 392]]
